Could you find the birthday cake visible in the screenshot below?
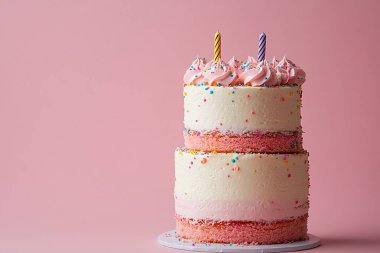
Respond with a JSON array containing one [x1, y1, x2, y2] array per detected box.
[[174, 32, 309, 244]]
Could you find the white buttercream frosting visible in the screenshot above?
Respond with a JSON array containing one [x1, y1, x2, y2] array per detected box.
[[175, 149, 309, 222], [183, 86, 302, 133]]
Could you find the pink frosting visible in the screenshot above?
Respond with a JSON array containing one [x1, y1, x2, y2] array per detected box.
[[227, 57, 242, 85], [227, 56, 241, 72], [183, 57, 207, 85], [240, 59, 279, 86], [277, 56, 306, 85], [203, 59, 239, 86], [183, 56, 306, 86]]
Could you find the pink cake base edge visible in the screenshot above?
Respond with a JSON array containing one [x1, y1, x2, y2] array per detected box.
[[184, 130, 303, 153], [176, 215, 308, 245]]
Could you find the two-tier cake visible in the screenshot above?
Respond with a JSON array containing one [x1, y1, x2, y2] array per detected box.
[[174, 33, 309, 244]]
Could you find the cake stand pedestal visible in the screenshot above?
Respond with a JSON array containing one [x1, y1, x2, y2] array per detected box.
[[158, 230, 321, 253]]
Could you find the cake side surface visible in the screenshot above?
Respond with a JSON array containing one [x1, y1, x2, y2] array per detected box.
[[176, 215, 308, 244], [174, 148, 309, 222], [174, 148, 310, 243], [184, 85, 302, 133], [183, 85, 303, 153]]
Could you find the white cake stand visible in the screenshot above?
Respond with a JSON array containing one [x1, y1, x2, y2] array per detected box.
[[158, 230, 321, 253]]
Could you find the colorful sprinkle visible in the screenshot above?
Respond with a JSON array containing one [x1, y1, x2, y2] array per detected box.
[[201, 158, 207, 164], [209, 90, 214, 94]]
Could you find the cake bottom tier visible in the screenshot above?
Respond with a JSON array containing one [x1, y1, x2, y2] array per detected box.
[[176, 215, 308, 244]]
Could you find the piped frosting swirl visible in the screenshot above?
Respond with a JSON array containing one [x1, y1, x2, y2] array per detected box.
[[183, 57, 207, 85], [184, 56, 306, 86], [203, 59, 239, 86]]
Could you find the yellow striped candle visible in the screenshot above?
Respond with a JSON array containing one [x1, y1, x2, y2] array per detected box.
[[214, 31, 221, 62]]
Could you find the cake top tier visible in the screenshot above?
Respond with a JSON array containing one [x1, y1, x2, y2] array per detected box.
[[183, 56, 305, 87]]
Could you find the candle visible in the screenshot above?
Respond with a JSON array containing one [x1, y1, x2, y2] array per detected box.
[[214, 31, 221, 62], [258, 32, 266, 62]]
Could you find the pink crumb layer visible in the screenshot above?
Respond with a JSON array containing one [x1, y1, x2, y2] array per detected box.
[[176, 215, 308, 245], [184, 130, 303, 153]]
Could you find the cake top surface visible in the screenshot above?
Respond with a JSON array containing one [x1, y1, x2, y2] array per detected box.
[[183, 56, 305, 87]]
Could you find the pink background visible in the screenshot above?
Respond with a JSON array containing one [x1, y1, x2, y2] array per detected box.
[[1, 0, 380, 252]]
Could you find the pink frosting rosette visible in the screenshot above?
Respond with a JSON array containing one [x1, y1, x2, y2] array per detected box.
[[183, 57, 207, 85], [271, 57, 278, 68], [238, 56, 257, 85], [271, 57, 289, 84], [277, 56, 306, 85], [203, 59, 239, 86], [183, 56, 306, 86], [227, 56, 242, 85], [227, 56, 241, 71], [239, 57, 279, 86]]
